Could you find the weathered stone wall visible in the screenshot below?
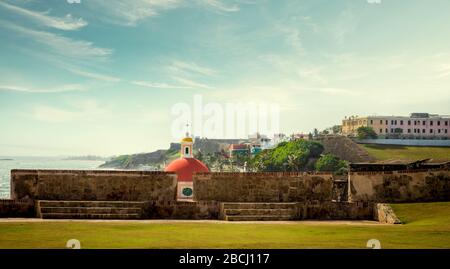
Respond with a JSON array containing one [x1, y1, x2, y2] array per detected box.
[[11, 169, 178, 202], [193, 172, 334, 202], [0, 199, 35, 217], [298, 201, 373, 220], [349, 169, 450, 202], [145, 201, 220, 219], [373, 203, 401, 224]]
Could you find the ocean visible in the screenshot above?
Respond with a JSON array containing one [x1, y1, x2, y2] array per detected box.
[[0, 156, 104, 199]]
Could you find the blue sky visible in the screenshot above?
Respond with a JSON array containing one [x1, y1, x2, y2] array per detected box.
[[0, 0, 449, 156]]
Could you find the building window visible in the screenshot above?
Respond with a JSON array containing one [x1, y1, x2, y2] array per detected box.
[[400, 120, 403, 125], [423, 120, 426, 125], [370, 120, 373, 124], [391, 120, 394, 125], [185, 147, 189, 155], [430, 129, 433, 133], [386, 128, 388, 133], [380, 120, 382, 124], [422, 129, 425, 133], [385, 120, 388, 125], [379, 129, 383, 133], [438, 129, 441, 134], [446, 129, 448, 134], [407, 129, 411, 133], [391, 128, 394, 133], [430, 121, 433, 126], [445, 121, 448, 126], [408, 120, 411, 125], [438, 121, 441, 126]]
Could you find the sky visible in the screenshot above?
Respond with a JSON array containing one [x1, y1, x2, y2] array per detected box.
[[0, 0, 449, 156]]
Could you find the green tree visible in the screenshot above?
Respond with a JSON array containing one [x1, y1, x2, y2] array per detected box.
[[195, 150, 204, 162], [313, 128, 319, 137], [356, 126, 377, 139], [249, 139, 324, 172], [332, 125, 342, 134], [315, 154, 348, 174]]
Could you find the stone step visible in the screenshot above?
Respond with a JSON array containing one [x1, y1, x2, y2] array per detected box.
[[221, 203, 297, 210], [41, 213, 141, 219], [40, 207, 142, 214], [38, 200, 145, 208], [225, 215, 295, 221], [224, 209, 296, 216]]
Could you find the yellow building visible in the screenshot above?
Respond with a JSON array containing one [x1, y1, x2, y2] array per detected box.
[[342, 113, 450, 139]]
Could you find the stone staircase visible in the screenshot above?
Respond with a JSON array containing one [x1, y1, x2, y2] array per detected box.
[[220, 203, 297, 221], [36, 200, 145, 219]]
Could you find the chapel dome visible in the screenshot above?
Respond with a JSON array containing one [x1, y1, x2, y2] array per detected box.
[[165, 157, 209, 182]]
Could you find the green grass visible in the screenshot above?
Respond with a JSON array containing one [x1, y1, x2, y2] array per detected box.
[[0, 202, 449, 249], [362, 144, 450, 162]]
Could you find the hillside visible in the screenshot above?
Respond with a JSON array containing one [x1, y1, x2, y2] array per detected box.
[[98, 138, 242, 169], [318, 136, 376, 163], [99, 143, 180, 169]]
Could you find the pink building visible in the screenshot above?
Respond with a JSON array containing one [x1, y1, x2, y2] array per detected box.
[[343, 113, 450, 139]]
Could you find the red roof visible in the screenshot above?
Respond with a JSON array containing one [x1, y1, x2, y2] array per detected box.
[[164, 158, 209, 182], [230, 144, 248, 150]]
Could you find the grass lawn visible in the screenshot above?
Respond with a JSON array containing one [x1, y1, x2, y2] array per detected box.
[[362, 144, 450, 162], [0, 202, 449, 249]]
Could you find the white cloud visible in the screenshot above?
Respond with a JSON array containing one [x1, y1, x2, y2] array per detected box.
[[86, 0, 182, 26], [0, 1, 87, 30], [172, 76, 214, 89], [199, 0, 240, 12], [333, 8, 359, 44], [280, 27, 304, 55], [163, 60, 216, 90], [0, 84, 85, 93], [436, 64, 450, 78], [297, 67, 326, 84], [65, 67, 121, 82], [1, 21, 112, 60], [169, 60, 217, 76], [132, 81, 192, 89], [86, 0, 242, 26]]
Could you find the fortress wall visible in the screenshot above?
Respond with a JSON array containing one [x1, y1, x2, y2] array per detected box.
[[145, 200, 220, 219], [349, 169, 450, 202], [193, 172, 334, 202], [0, 199, 35, 217], [11, 169, 178, 201], [298, 201, 373, 220]]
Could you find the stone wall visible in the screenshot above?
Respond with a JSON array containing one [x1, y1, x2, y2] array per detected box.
[[0, 199, 35, 217], [373, 203, 401, 224], [145, 201, 220, 219], [193, 172, 334, 202], [11, 169, 178, 202], [349, 169, 450, 202], [298, 201, 373, 220]]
